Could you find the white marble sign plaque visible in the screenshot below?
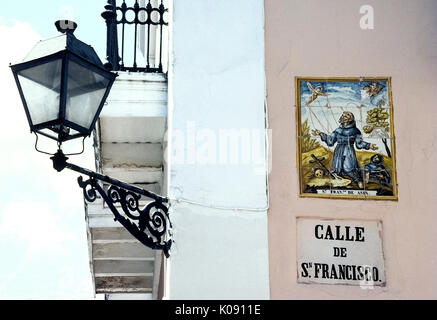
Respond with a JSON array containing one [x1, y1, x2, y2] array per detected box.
[[297, 218, 386, 286]]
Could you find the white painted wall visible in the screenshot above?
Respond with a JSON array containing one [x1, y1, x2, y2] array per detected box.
[[168, 203, 270, 300], [166, 0, 270, 299]]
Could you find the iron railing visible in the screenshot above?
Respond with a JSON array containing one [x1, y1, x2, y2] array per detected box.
[[102, 0, 169, 73]]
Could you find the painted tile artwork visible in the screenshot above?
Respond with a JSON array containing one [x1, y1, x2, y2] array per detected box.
[[296, 77, 398, 200]]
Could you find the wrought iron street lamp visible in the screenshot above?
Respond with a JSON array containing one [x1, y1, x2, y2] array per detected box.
[[9, 20, 172, 257]]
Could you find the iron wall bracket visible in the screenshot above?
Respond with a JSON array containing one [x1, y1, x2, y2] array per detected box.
[[51, 149, 172, 258]]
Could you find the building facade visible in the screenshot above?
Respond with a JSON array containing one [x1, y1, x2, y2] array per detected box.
[[85, 0, 437, 299], [266, 0, 437, 299]]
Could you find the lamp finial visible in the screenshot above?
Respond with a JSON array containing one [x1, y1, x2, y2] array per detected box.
[[55, 20, 78, 34]]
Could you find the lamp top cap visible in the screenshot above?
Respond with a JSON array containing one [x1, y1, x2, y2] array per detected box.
[[17, 20, 103, 67], [55, 20, 78, 35]]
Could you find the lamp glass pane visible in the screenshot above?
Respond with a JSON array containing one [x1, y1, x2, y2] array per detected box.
[[17, 59, 62, 126], [66, 61, 110, 130]]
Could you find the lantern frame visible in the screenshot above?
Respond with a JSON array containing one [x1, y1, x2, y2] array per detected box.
[[10, 27, 117, 143]]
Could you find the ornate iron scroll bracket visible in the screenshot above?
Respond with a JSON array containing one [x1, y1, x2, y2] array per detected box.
[[51, 149, 172, 257], [78, 177, 172, 258]]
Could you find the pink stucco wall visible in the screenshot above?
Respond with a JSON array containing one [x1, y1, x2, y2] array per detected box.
[[266, 0, 437, 299]]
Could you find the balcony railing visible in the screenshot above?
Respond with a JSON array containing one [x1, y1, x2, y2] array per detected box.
[[102, 0, 169, 73]]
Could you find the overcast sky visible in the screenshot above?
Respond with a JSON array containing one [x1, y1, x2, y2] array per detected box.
[[0, 1, 109, 300]]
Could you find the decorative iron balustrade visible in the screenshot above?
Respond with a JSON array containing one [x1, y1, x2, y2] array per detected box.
[[102, 0, 169, 73]]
